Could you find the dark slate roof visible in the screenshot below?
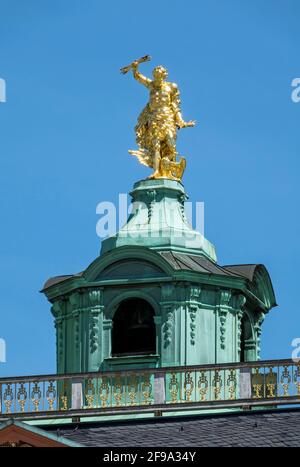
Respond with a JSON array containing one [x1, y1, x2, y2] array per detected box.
[[223, 264, 258, 281], [159, 251, 258, 280], [43, 273, 83, 290], [43, 250, 260, 291], [43, 408, 300, 447]]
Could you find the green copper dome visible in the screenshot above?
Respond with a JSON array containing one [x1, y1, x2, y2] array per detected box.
[[101, 178, 217, 263]]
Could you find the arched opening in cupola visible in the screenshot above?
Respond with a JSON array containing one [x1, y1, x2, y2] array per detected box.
[[112, 298, 156, 356]]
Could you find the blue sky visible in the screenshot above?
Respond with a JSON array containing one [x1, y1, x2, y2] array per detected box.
[[0, 0, 299, 376]]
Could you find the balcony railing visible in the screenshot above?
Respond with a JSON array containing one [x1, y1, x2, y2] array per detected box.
[[0, 359, 300, 420]]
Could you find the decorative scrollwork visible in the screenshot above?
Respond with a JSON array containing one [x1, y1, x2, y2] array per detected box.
[[141, 374, 152, 405], [266, 367, 277, 398], [189, 307, 196, 346], [60, 395, 68, 411], [252, 384, 261, 398], [85, 378, 95, 409], [293, 365, 300, 396], [189, 285, 201, 301], [55, 318, 64, 361], [59, 380, 69, 411], [46, 381, 56, 410], [197, 371, 208, 401], [254, 312, 265, 360], [266, 383, 276, 398], [178, 193, 186, 221], [219, 311, 227, 350], [147, 190, 156, 222], [113, 376, 123, 407], [169, 373, 179, 403], [89, 311, 100, 353], [235, 294, 246, 357], [127, 374, 138, 406], [184, 371, 194, 402], [31, 382, 42, 412], [227, 369, 237, 400], [219, 290, 231, 350], [17, 383, 27, 413], [4, 384, 14, 413], [252, 368, 263, 399], [73, 312, 80, 351], [212, 370, 222, 400], [99, 377, 110, 408], [88, 290, 103, 354], [88, 289, 102, 307], [4, 361, 300, 417], [163, 306, 174, 348], [280, 366, 291, 397]]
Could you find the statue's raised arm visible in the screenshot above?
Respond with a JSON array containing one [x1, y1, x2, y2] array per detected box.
[[132, 62, 152, 88], [121, 56, 196, 181], [120, 55, 152, 88]]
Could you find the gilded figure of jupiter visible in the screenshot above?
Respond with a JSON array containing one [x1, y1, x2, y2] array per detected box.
[[121, 56, 196, 181]]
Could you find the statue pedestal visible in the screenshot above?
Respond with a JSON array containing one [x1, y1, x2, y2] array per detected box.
[[101, 178, 217, 263]]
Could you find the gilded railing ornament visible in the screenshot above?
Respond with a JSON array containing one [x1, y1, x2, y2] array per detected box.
[[4, 384, 14, 413], [85, 378, 95, 409], [169, 373, 179, 403], [198, 371, 208, 401], [46, 381, 56, 410], [252, 368, 263, 399], [60, 395, 68, 411], [280, 366, 291, 397], [266, 382, 276, 398], [31, 382, 41, 412], [2, 360, 300, 417], [141, 374, 152, 405], [113, 376, 123, 407], [121, 56, 195, 181], [294, 365, 300, 395], [127, 374, 138, 406], [99, 377, 110, 408], [184, 371, 194, 402], [227, 369, 237, 400], [266, 367, 277, 398], [60, 380, 69, 410], [17, 383, 27, 412], [212, 370, 222, 400]]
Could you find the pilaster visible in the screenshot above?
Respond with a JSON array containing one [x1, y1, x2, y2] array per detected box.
[[160, 284, 177, 366], [254, 311, 265, 360], [185, 285, 201, 365], [216, 289, 232, 363], [87, 289, 104, 371], [52, 299, 66, 374], [235, 294, 246, 362], [69, 292, 81, 373]]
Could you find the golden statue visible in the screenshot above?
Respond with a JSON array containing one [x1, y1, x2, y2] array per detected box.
[[121, 55, 196, 181]]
